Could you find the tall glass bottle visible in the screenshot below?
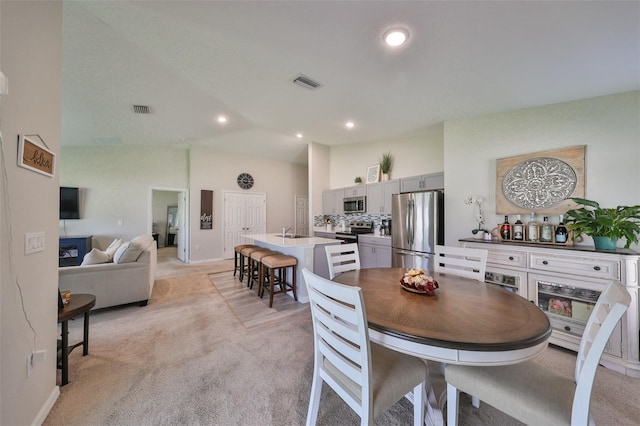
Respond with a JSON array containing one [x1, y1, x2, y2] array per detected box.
[[513, 215, 524, 240], [555, 214, 568, 244], [526, 212, 538, 242], [540, 216, 553, 242], [500, 215, 511, 240]]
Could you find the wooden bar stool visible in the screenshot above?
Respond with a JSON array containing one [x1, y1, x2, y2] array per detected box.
[[260, 254, 298, 308], [238, 245, 261, 283], [248, 248, 278, 290], [234, 244, 256, 278]]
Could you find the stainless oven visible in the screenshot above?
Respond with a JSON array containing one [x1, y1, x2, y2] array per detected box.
[[343, 196, 366, 214], [335, 232, 358, 244]]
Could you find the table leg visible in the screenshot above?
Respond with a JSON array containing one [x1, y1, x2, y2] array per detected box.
[[61, 320, 69, 386], [424, 362, 446, 426], [82, 311, 90, 356]]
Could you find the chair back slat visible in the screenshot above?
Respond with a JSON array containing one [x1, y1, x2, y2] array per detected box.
[[434, 245, 488, 282], [571, 281, 630, 424], [325, 243, 361, 279]]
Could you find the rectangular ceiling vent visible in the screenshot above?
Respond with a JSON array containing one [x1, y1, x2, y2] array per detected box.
[[132, 104, 151, 114], [292, 74, 322, 90]]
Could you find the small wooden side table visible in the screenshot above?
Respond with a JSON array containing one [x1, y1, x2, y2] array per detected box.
[[57, 293, 96, 386]]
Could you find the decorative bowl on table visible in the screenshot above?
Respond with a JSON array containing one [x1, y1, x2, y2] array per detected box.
[[399, 268, 439, 296]]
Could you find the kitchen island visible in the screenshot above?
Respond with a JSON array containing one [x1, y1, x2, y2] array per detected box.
[[242, 233, 341, 303]]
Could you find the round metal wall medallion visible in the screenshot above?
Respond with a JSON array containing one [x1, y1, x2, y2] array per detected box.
[[237, 173, 254, 190], [502, 157, 577, 210]]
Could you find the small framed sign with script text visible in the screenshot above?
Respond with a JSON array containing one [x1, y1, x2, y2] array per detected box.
[[18, 134, 55, 177]]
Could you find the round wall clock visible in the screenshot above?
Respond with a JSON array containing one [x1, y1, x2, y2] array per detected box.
[[237, 173, 254, 190]]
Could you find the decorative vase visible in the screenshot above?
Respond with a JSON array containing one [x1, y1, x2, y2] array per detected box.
[[593, 236, 618, 250], [382, 173, 389, 181]]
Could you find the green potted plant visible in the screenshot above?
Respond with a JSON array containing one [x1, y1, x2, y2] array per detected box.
[[354, 176, 362, 184], [380, 152, 393, 181], [564, 197, 640, 250]]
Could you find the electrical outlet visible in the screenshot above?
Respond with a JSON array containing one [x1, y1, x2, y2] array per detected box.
[[25, 232, 45, 255], [26, 350, 47, 378]]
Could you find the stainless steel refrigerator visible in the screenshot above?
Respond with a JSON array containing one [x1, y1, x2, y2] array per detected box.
[[391, 190, 444, 271]]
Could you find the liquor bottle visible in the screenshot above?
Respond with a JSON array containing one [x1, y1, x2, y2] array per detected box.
[[540, 216, 553, 242], [513, 215, 524, 240], [526, 212, 538, 242], [555, 214, 568, 244], [499, 215, 511, 240]]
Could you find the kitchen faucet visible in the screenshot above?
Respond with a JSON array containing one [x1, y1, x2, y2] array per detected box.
[[282, 226, 294, 238]]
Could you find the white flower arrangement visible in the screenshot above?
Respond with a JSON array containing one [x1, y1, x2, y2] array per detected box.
[[464, 195, 487, 234]]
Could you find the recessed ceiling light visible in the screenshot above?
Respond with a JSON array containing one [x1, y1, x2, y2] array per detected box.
[[296, 133, 303, 139], [345, 121, 355, 129], [383, 27, 409, 47], [217, 115, 227, 124]]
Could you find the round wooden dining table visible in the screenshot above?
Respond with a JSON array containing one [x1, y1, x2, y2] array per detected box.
[[333, 267, 552, 425]]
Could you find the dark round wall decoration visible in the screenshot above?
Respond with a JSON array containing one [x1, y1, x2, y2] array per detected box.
[[237, 173, 254, 190], [501, 157, 577, 210]]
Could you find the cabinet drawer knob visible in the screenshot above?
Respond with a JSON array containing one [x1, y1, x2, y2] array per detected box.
[[509, 256, 514, 261], [542, 260, 549, 265], [593, 266, 601, 271], [564, 326, 571, 332]]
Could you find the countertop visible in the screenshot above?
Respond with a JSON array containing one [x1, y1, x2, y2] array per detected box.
[[312, 227, 391, 240], [244, 233, 340, 248]]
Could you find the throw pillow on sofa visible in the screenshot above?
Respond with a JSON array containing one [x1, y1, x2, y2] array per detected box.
[[105, 238, 124, 259], [81, 248, 111, 265], [113, 234, 154, 264]]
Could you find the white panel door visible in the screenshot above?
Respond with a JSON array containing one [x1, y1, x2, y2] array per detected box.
[[223, 191, 266, 259], [295, 196, 309, 235]]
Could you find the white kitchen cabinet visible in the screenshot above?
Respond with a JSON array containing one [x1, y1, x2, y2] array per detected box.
[[322, 188, 344, 215], [344, 185, 366, 198], [358, 235, 392, 268], [400, 172, 444, 193], [462, 238, 640, 378], [366, 180, 400, 214]]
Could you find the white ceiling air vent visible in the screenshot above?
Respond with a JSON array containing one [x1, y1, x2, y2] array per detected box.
[[132, 104, 151, 114], [292, 74, 322, 90]]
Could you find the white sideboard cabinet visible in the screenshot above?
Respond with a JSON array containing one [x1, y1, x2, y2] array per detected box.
[[462, 239, 640, 378]]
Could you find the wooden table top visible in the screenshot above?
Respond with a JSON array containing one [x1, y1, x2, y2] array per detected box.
[[58, 294, 96, 322], [334, 268, 551, 352]]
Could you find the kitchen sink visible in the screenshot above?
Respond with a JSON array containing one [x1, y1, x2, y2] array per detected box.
[[274, 234, 308, 239]]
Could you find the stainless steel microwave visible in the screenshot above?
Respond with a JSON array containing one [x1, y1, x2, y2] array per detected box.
[[344, 196, 366, 213]]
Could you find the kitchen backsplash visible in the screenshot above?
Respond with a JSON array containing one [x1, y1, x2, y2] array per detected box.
[[314, 214, 391, 230]]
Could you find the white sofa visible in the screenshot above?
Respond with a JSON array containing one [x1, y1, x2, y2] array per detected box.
[[58, 239, 157, 309]]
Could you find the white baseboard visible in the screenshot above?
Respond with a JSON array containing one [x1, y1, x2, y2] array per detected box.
[[32, 386, 60, 426], [188, 257, 226, 264]]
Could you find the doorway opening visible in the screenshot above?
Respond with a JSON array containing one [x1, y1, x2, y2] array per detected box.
[[150, 187, 189, 262]]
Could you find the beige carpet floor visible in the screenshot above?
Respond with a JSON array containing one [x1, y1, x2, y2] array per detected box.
[[45, 259, 640, 425]]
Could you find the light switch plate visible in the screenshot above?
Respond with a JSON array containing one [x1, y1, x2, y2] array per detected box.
[[25, 232, 45, 255]]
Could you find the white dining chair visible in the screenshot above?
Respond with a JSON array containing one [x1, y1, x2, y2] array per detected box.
[[302, 268, 427, 426], [445, 280, 631, 426], [434, 245, 488, 282], [325, 243, 361, 280]]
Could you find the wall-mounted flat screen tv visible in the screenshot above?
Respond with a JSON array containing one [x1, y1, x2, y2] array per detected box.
[[60, 187, 80, 219]]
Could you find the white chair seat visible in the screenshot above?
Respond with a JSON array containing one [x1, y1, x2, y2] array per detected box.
[[445, 280, 631, 426], [324, 342, 428, 419], [446, 360, 575, 425]]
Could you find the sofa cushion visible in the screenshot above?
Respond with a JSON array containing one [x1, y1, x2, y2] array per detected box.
[[81, 248, 111, 265]]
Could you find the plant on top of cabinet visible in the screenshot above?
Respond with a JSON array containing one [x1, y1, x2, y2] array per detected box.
[[379, 152, 393, 181], [354, 176, 362, 184], [564, 197, 640, 249]]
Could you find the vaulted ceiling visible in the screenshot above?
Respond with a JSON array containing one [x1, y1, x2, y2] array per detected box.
[[61, 1, 640, 164]]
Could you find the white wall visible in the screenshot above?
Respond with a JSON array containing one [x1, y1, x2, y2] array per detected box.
[[59, 146, 188, 249], [308, 142, 330, 217], [0, 2, 62, 424], [444, 91, 640, 250], [329, 122, 444, 188], [189, 145, 308, 262]]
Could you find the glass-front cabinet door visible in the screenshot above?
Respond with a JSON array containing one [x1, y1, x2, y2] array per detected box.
[[484, 266, 529, 300], [528, 273, 623, 358]]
